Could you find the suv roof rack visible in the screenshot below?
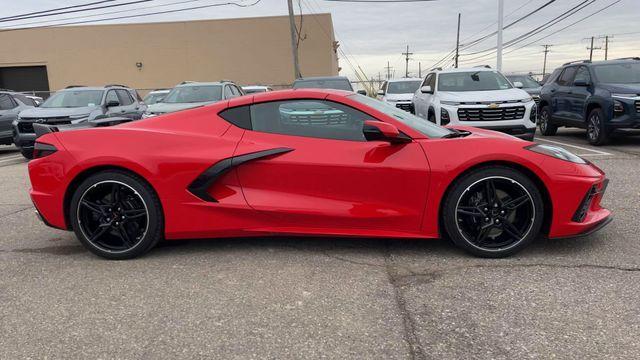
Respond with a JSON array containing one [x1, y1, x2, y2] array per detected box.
[[615, 57, 640, 61], [473, 65, 492, 68], [429, 67, 442, 71], [65, 85, 86, 88], [220, 79, 234, 83], [105, 84, 128, 88], [562, 60, 591, 66], [178, 81, 196, 85]]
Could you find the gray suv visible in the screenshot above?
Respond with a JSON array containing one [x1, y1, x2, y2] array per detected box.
[[14, 85, 146, 158], [143, 81, 244, 118], [0, 90, 37, 146]]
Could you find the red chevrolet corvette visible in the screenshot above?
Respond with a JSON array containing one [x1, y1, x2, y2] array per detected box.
[[28, 89, 611, 259]]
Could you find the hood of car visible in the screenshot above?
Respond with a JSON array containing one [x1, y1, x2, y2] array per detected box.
[[18, 106, 97, 119], [599, 83, 640, 94], [438, 88, 531, 103], [384, 93, 414, 102], [146, 101, 214, 114]]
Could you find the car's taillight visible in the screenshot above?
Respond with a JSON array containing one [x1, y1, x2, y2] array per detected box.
[[33, 142, 57, 159]]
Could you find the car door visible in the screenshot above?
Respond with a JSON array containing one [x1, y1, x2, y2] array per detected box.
[[553, 66, 577, 120], [229, 97, 430, 233], [566, 66, 592, 123], [0, 94, 18, 137]]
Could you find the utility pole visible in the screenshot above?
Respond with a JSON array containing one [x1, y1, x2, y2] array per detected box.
[[541, 44, 552, 77], [385, 61, 393, 80], [455, 13, 461, 68], [402, 45, 413, 78], [287, 0, 301, 80], [496, 0, 504, 71], [586, 36, 601, 61], [604, 35, 609, 60], [418, 62, 422, 78]]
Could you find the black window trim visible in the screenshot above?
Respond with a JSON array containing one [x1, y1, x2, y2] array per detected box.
[[0, 93, 18, 110]]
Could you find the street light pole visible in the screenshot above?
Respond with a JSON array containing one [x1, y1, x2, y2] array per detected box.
[[496, 0, 504, 71]]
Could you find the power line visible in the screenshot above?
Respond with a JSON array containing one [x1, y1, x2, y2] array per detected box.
[[0, 0, 154, 23], [323, 0, 436, 2], [1, 0, 263, 32], [0, 0, 114, 21]]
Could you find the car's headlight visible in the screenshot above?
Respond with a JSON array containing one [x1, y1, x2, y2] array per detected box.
[[525, 144, 586, 164], [522, 96, 533, 103], [612, 93, 639, 99]]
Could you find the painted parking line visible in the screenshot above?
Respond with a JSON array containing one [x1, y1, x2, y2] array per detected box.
[[0, 155, 24, 164], [535, 138, 613, 156]]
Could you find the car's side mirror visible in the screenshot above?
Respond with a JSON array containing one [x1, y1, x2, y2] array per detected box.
[[420, 85, 433, 94], [363, 120, 411, 144], [574, 79, 590, 87], [377, 89, 385, 96], [513, 81, 524, 88], [356, 89, 367, 96], [106, 100, 120, 108]]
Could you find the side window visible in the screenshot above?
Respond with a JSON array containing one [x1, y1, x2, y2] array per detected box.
[[105, 90, 119, 105], [231, 85, 241, 96], [115, 89, 134, 105], [380, 81, 387, 92], [573, 66, 591, 84], [421, 74, 432, 87], [429, 73, 436, 89], [250, 100, 369, 141], [557, 67, 577, 86], [0, 94, 17, 110], [224, 86, 234, 99]]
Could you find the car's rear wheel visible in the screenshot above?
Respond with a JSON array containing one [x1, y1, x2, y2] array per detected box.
[[538, 106, 557, 136], [70, 170, 163, 260], [586, 108, 610, 146], [442, 166, 544, 258], [20, 148, 33, 160]]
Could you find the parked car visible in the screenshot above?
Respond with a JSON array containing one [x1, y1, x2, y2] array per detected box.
[[377, 78, 422, 113], [413, 67, 537, 141], [242, 85, 273, 94], [29, 89, 610, 259], [293, 76, 366, 95], [538, 58, 640, 145], [14, 85, 145, 159], [0, 91, 36, 145], [505, 74, 542, 105], [143, 81, 243, 118], [143, 89, 170, 105]]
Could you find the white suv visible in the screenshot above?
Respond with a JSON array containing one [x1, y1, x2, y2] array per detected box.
[[412, 67, 537, 140], [377, 78, 423, 113]]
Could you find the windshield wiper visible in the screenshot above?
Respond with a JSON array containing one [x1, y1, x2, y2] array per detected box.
[[442, 129, 472, 138]]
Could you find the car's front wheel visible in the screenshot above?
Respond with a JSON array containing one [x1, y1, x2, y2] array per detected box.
[[586, 108, 610, 146], [69, 170, 163, 259], [442, 166, 544, 258], [20, 148, 33, 160], [538, 106, 557, 136]]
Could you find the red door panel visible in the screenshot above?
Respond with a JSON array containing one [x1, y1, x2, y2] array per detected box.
[[235, 130, 430, 232]]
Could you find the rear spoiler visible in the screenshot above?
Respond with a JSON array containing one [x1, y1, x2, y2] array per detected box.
[[33, 117, 134, 139]]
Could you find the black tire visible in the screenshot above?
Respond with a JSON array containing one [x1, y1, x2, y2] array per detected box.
[[20, 148, 33, 160], [69, 170, 163, 260], [442, 166, 544, 258], [538, 106, 557, 136], [586, 108, 610, 146]]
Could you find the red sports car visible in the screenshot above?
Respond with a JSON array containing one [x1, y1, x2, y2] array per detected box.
[[28, 89, 611, 259]]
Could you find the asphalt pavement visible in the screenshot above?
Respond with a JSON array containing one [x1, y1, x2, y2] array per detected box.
[[0, 129, 638, 359]]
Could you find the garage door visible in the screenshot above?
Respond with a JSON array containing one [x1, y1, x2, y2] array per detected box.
[[0, 66, 50, 99]]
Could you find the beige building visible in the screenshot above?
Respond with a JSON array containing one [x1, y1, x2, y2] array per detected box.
[[0, 13, 339, 95]]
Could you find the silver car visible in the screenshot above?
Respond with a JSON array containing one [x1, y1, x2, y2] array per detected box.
[[143, 81, 244, 118]]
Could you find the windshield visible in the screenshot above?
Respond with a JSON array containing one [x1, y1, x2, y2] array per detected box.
[[143, 92, 168, 104], [163, 85, 222, 103], [387, 80, 422, 94], [40, 90, 103, 108], [293, 79, 353, 91], [506, 75, 540, 88], [593, 63, 640, 84], [350, 94, 453, 138], [438, 71, 512, 92]]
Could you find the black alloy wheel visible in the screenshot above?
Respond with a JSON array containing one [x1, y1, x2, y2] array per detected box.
[[70, 171, 163, 259], [538, 106, 557, 136], [443, 167, 544, 257]]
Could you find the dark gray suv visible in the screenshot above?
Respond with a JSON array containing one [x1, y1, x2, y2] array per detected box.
[[14, 85, 146, 158], [0, 91, 37, 146]]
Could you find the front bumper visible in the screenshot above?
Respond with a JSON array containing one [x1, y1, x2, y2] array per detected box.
[[440, 101, 537, 137]]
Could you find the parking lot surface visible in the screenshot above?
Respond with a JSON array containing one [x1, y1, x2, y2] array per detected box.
[[1, 129, 639, 359]]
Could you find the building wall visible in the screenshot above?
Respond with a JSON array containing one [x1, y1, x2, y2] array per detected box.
[[0, 14, 338, 93]]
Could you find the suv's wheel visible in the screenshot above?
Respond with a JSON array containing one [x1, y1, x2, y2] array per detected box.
[[69, 170, 163, 260], [20, 148, 33, 160], [442, 166, 544, 258], [538, 106, 557, 136], [586, 108, 610, 146]]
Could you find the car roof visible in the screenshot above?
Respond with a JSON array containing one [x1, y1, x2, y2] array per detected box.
[[436, 67, 496, 74], [387, 78, 422, 82], [242, 85, 271, 89], [175, 82, 226, 87], [294, 76, 350, 81], [250, 88, 353, 102], [59, 86, 131, 91]]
